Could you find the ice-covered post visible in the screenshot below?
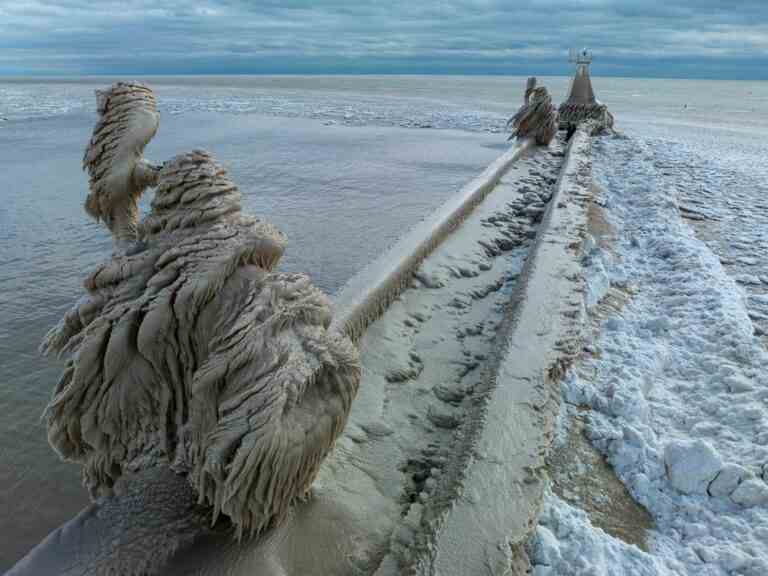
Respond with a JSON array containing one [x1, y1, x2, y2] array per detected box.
[[82, 82, 161, 255], [507, 77, 558, 146], [41, 82, 361, 545], [524, 76, 537, 104]]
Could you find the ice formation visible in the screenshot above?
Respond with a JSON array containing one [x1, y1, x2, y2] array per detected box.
[[558, 58, 614, 135], [531, 134, 768, 575], [82, 82, 161, 254], [13, 81, 599, 575], [507, 77, 558, 146], [41, 83, 360, 539], [14, 118, 570, 576]]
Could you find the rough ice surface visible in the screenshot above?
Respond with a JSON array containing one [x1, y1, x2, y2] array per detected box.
[[642, 130, 768, 344], [533, 489, 676, 576], [664, 440, 722, 496], [532, 133, 768, 576], [0, 80, 509, 132]]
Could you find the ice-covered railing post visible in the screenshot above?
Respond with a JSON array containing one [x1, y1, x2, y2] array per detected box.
[[524, 76, 537, 104], [40, 81, 361, 552], [82, 82, 162, 255], [506, 76, 558, 146], [558, 49, 614, 136]]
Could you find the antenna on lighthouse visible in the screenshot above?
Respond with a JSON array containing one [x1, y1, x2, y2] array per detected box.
[[569, 47, 592, 65]]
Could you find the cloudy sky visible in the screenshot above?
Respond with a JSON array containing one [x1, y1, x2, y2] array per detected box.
[[1, 0, 766, 78]]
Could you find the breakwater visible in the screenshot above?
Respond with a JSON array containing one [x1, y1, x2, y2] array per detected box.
[[7, 125, 596, 576]]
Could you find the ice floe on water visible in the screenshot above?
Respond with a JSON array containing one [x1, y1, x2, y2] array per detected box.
[[532, 134, 768, 576], [645, 132, 768, 342], [0, 80, 508, 132]]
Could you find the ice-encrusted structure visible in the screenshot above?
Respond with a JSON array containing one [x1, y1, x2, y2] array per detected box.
[[507, 77, 558, 146], [82, 82, 161, 254], [558, 53, 614, 135], [41, 84, 360, 540]]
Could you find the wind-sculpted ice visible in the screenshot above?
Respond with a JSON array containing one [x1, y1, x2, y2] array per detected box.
[[559, 101, 614, 135], [40, 83, 360, 541], [507, 77, 558, 146], [558, 63, 614, 135], [82, 82, 161, 254]]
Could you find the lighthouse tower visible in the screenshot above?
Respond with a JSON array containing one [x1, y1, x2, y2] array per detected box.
[[566, 48, 596, 105], [558, 48, 613, 134]]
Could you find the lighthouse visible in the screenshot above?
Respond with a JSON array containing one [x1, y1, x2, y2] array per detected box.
[[558, 48, 613, 134], [567, 49, 597, 104]]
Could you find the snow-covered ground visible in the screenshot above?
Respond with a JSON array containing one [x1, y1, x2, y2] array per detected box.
[[531, 134, 768, 576]]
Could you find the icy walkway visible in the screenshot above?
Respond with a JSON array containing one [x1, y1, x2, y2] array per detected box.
[[3, 129, 613, 576], [531, 135, 768, 576]]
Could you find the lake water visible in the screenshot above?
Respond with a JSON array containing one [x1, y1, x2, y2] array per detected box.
[[1, 74, 767, 569]]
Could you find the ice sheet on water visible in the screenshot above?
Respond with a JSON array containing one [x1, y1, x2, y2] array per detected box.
[[0, 85, 85, 120], [643, 129, 768, 339], [0, 80, 508, 132]]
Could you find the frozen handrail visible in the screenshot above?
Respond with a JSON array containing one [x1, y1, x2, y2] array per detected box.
[[331, 138, 534, 342], [41, 82, 361, 546]]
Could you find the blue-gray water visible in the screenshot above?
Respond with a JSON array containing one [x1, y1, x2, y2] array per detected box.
[[1, 75, 767, 569]]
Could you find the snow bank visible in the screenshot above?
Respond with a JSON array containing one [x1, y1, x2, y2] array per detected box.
[[532, 134, 768, 576], [533, 489, 672, 576]]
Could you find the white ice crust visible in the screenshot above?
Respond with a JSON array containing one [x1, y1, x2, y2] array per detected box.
[[532, 135, 768, 576]]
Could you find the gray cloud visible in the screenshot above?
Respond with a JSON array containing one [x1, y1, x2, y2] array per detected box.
[[0, 1, 766, 77]]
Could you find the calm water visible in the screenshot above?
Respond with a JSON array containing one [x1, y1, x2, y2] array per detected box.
[[1, 75, 768, 569]]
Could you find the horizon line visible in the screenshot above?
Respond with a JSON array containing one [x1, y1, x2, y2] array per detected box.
[[1, 71, 766, 82]]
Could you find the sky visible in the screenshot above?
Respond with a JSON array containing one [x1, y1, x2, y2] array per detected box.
[[1, 0, 767, 79]]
